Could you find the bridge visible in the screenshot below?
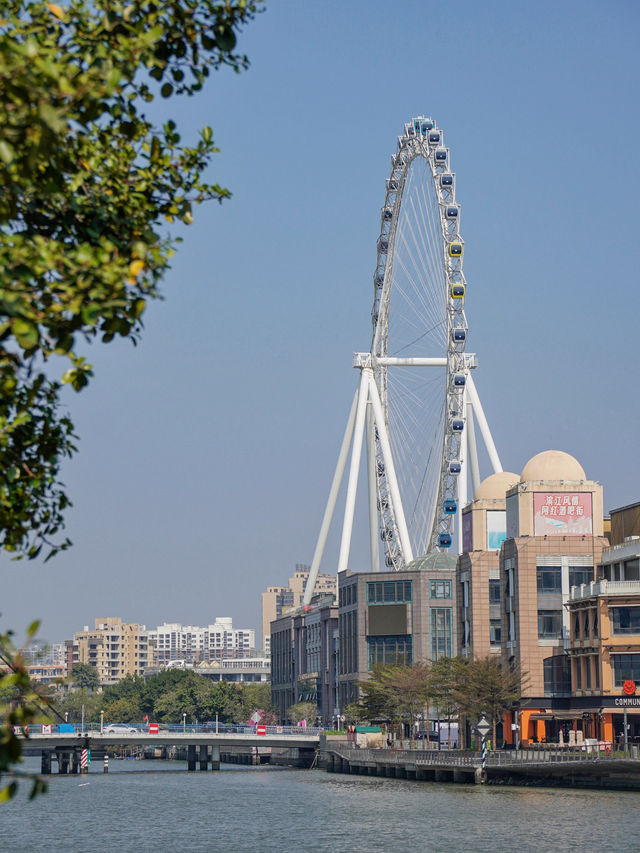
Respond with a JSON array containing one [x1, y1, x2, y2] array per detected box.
[[19, 724, 320, 774]]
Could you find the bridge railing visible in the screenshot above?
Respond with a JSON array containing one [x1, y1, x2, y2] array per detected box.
[[16, 722, 323, 737]]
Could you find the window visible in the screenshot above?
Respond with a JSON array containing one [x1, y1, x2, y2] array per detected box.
[[367, 635, 412, 669], [574, 658, 582, 690], [593, 609, 598, 638], [574, 612, 580, 639], [490, 619, 501, 647], [611, 654, 640, 688], [543, 655, 571, 696], [430, 608, 452, 659], [584, 657, 592, 689], [569, 567, 591, 588], [583, 611, 590, 638], [538, 610, 563, 639], [367, 580, 412, 604], [430, 580, 451, 600], [611, 607, 640, 635], [489, 579, 501, 604], [537, 567, 561, 593]]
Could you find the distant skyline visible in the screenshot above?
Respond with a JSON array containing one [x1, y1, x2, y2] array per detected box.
[[3, 0, 639, 645]]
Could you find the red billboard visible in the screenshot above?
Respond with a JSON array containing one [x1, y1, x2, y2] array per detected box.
[[533, 492, 592, 536]]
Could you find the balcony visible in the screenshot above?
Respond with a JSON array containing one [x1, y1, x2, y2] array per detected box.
[[570, 580, 640, 601]]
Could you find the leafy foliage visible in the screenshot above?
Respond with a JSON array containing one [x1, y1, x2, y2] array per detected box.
[[0, 0, 261, 799], [286, 701, 317, 725], [0, 0, 261, 560], [69, 661, 99, 690], [53, 670, 277, 726], [353, 656, 526, 747], [0, 623, 50, 801]]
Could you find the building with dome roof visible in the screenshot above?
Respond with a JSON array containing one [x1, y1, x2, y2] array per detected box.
[[499, 450, 609, 746]]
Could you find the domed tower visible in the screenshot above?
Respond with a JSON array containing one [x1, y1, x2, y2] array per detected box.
[[505, 450, 603, 539], [501, 450, 609, 748]]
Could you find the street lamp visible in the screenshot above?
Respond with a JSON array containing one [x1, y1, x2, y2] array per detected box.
[[183, 713, 187, 733]]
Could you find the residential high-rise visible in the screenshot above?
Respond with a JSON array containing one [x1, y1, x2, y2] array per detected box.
[[67, 617, 154, 686], [148, 619, 255, 665]]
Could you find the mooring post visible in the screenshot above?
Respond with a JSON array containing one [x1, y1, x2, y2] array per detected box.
[[104, 754, 109, 773]]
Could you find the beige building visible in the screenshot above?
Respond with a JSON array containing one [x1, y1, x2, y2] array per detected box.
[[261, 564, 336, 653], [499, 450, 609, 744], [68, 617, 154, 686], [458, 471, 519, 659]]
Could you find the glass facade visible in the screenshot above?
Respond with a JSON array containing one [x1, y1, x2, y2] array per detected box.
[[367, 635, 412, 669], [430, 608, 452, 659], [367, 580, 412, 604]]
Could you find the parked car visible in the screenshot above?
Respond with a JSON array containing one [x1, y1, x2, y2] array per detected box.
[[102, 723, 138, 734]]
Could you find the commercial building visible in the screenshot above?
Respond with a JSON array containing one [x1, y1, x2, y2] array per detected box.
[[270, 595, 338, 725], [261, 564, 336, 654], [148, 619, 255, 665], [497, 451, 609, 744], [565, 517, 640, 743], [337, 555, 458, 712], [67, 617, 154, 686], [458, 471, 519, 659]]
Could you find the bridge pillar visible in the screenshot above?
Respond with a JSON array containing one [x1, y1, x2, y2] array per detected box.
[[41, 750, 51, 775], [187, 744, 197, 771], [210, 744, 220, 771], [57, 750, 69, 774], [199, 745, 209, 771], [71, 750, 80, 774]]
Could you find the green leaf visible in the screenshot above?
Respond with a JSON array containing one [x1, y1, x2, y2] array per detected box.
[[11, 318, 39, 350], [161, 83, 173, 98]]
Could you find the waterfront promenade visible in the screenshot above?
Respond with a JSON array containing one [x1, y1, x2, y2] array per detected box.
[[324, 744, 640, 789]]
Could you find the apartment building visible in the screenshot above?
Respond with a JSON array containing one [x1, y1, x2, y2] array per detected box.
[[67, 617, 153, 686], [148, 619, 255, 665]]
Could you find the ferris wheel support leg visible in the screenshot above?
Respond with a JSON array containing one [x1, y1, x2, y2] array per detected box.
[[337, 370, 370, 575], [365, 369, 414, 565], [466, 393, 481, 498], [466, 374, 503, 474], [303, 388, 359, 606], [366, 404, 380, 573]]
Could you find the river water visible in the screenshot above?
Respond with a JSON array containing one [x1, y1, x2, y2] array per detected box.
[[3, 757, 640, 852]]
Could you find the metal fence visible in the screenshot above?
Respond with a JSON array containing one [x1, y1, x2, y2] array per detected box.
[[332, 745, 640, 767]]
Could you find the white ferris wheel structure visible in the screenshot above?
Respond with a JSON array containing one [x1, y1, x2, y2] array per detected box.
[[304, 117, 503, 605]]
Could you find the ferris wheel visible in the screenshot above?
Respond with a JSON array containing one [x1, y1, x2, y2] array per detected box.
[[303, 117, 503, 601]]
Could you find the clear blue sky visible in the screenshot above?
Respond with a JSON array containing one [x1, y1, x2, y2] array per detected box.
[[3, 0, 639, 646]]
